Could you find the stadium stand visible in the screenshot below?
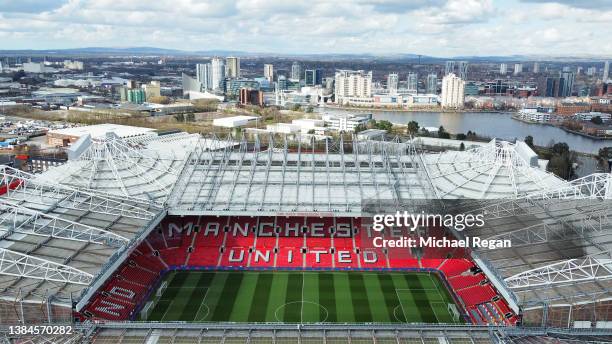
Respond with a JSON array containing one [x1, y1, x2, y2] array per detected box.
[[82, 215, 519, 326]]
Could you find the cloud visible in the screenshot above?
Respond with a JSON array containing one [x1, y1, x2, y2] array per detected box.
[[0, 0, 610, 56], [0, 0, 67, 13], [520, 0, 612, 9]]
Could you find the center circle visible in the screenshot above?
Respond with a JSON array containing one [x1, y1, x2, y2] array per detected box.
[[274, 301, 329, 323]]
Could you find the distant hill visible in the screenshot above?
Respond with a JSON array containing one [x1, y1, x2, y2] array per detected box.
[[0, 47, 608, 62]]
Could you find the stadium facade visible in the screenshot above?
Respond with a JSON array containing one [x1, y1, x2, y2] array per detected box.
[[0, 130, 610, 342]]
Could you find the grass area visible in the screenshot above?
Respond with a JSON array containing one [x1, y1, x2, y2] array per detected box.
[[144, 271, 463, 324]]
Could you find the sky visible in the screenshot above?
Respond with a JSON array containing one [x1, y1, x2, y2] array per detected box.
[[0, 0, 611, 57]]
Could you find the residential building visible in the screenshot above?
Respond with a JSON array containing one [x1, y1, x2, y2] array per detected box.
[[211, 57, 226, 91], [196, 63, 212, 90], [226, 56, 240, 78], [407, 73, 418, 93], [334, 70, 373, 105], [499, 63, 507, 75], [264, 64, 274, 83], [604, 61, 610, 81], [440, 73, 465, 109], [514, 63, 523, 75], [444, 61, 455, 75], [426, 74, 437, 94], [387, 73, 398, 94], [458, 61, 468, 80], [533, 62, 539, 74], [291, 62, 301, 81]]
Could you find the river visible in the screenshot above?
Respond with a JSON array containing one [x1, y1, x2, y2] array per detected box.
[[317, 108, 611, 155]]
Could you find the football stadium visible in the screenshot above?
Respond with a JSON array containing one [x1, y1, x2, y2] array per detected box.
[[0, 130, 610, 343]]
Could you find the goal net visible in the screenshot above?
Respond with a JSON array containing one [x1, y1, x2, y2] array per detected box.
[[448, 303, 460, 322]]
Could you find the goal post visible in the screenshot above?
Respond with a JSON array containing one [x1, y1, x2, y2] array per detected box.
[[448, 303, 460, 322], [140, 301, 154, 321], [157, 280, 168, 297]]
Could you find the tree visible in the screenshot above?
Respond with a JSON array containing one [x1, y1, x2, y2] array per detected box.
[[291, 104, 301, 111], [552, 142, 570, 155], [375, 120, 393, 131], [406, 121, 419, 136], [438, 126, 450, 139], [305, 106, 314, 113], [459, 142, 465, 151], [591, 116, 603, 125], [186, 113, 195, 122], [174, 113, 185, 122], [307, 129, 315, 134], [524, 135, 534, 148], [354, 124, 366, 133], [456, 133, 467, 140]]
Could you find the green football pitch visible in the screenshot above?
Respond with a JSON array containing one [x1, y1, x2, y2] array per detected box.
[[143, 270, 463, 324]]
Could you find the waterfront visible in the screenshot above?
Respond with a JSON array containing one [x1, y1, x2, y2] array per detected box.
[[318, 108, 611, 155]]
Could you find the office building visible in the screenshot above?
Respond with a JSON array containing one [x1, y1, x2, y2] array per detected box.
[[426, 74, 438, 94], [291, 62, 302, 81], [264, 64, 274, 83], [334, 70, 373, 104], [445, 61, 455, 75], [441, 73, 465, 109], [226, 56, 240, 78], [387, 73, 399, 94], [604, 61, 610, 81], [211, 57, 226, 91], [500, 63, 507, 75], [514, 63, 523, 75], [533, 62, 539, 74], [196, 63, 213, 90], [407, 73, 418, 93], [560, 70, 575, 97], [305, 69, 323, 86], [458, 61, 468, 80], [322, 113, 372, 132]]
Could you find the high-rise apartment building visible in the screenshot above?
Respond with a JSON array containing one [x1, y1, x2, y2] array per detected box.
[[514, 63, 523, 75], [226, 56, 240, 78], [533, 62, 539, 74], [445, 61, 455, 75], [407, 73, 418, 93], [426, 74, 437, 94], [604, 61, 610, 81], [264, 64, 274, 83], [458, 61, 468, 80], [387, 73, 399, 94], [211, 57, 226, 91], [334, 70, 372, 104], [196, 63, 213, 90], [441, 73, 465, 109], [291, 62, 301, 81], [499, 63, 507, 75]]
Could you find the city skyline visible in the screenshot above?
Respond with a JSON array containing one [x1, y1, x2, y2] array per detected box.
[[0, 0, 611, 57]]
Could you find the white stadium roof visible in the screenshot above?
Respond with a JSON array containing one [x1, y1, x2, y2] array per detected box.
[[0, 130, 609, 312]]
